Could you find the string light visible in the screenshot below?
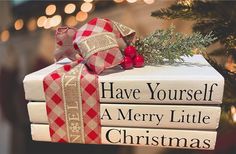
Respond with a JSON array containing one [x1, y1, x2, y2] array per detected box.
[[37, 16, 47, 27], [127, 0, 137, 3], [81, 2, 93, 13], [1, 30, 10, 42], [14, 19, 24, 30], [65, 16, 78, 27], [113, 0, 124, 3], [76, 11, 88, 22], [64, 3, 76, 14], [45, 4, 56, 16], [27, 18, 37, 31], [143, 0, 155, 4]]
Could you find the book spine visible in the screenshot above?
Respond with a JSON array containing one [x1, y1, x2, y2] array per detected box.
[[31, 124, 217, 150], [98, 80, 224, 104], [28, 102, 221, 129], [24, 75, 224, 105]]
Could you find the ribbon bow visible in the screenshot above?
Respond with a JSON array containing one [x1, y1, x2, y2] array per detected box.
[[43, 18, 135, 144], [54, 18, 135, 74]]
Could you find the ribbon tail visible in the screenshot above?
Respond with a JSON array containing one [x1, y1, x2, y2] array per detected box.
[[80, 65, 101, 144], [112, 20, 136, 44]]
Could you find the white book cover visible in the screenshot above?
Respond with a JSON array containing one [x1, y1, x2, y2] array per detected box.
[[24, 55, 224, 104], [28, 102, 221, 129], [31, 124, 217, 150]]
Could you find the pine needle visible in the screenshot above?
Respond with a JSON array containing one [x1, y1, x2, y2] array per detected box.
[[135, 26, 216, 65]]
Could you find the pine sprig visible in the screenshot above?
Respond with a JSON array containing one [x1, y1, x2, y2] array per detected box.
[[135, 26, 216, 65]]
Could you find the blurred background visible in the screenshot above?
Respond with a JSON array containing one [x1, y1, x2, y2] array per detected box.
[[0, 0, 235, 154]]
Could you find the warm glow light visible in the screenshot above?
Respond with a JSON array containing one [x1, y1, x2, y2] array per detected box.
[[65, 16, 78, 27], [45, 4, 56, 16], [27, 18, 37, 31], [50, 15, 62, 27], [14, 19, 24, 30], [81, 2, 93, 13], [1, 30, 10, 42], [84, 0, 93, 2], [76, 11, 88, 22], [64, 3, 76, 14], [113, 0, 124, 3], [143, 0, 155, 4], [37, 16, 47, 27], [127, 0, 137, 3]]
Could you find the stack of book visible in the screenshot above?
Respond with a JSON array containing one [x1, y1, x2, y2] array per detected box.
[[23, 55, 224, 150]]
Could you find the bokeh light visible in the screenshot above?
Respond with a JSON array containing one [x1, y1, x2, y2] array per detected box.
[[81, 2, 93, 13], [65, 16, 78, 27], [50, 15, 62, 27], [231, 106, 236, 122], [127, 0, 137, 3], [76, 11, 88, 22], [27, 18, 37, 31], [14, 19, 24, 30], [45, 4, 56, 16], [143, 0, 155, 4], [84, 0, 93, 2], [64, 3, 76, 14], [37, 16, 47, 27], [114, 0, 125, 3], [43, 19, 51, 29], [1, 30, 10, 42]]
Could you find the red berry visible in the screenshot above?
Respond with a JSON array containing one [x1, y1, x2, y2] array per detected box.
[[121, 56, 133, 69], [133, 54, 145, 68], [124, 46, 137, 58]]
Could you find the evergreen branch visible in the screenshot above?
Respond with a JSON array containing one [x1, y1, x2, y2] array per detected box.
[[135, 26, 216, 65], [151, 1, 236, 49]]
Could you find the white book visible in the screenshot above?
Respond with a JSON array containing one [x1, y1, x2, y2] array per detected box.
[[31, 124, 217, 150], [28, 102, 221, 129], [23, 55, 224, 104]]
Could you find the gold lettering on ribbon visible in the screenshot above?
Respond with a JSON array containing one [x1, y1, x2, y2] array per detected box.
[[112, 21, 135, 37], [77, 32, 118, 60], [62, 64, 85, 143]]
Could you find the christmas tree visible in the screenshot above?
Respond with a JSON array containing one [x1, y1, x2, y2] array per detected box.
[[151, 1, 236, 153]]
